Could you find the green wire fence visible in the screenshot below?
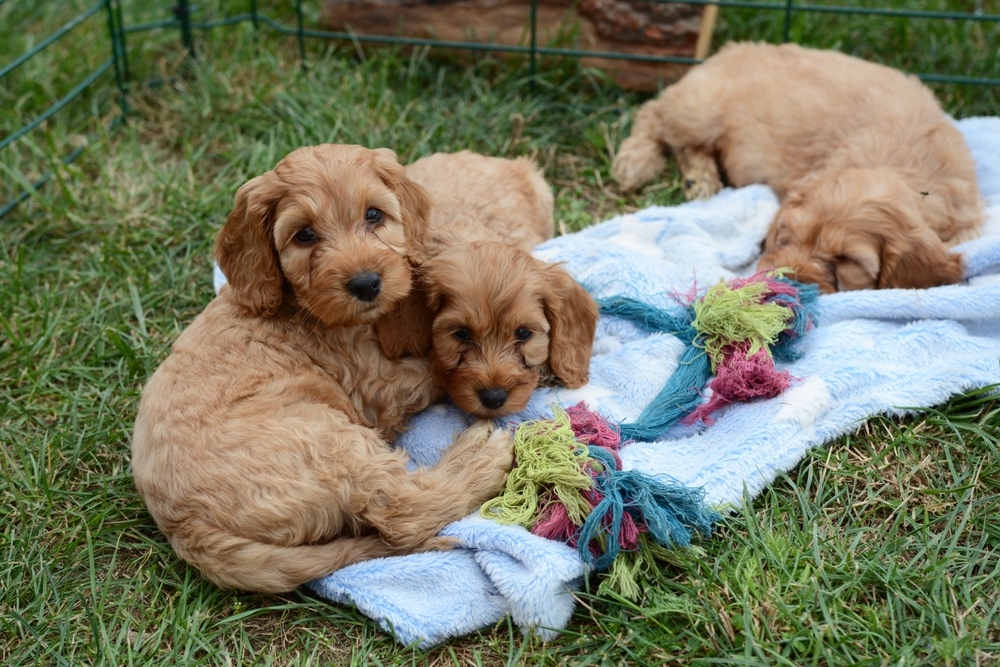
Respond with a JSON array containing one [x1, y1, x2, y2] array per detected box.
[[1, 0, 998, 218]]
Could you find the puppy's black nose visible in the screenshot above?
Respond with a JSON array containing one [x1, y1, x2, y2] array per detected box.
[[346, 271, 382, 302], [477, 387, 509, 410]]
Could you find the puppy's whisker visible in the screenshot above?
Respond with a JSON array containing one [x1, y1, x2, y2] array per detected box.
[[371, 230, 397, 252]]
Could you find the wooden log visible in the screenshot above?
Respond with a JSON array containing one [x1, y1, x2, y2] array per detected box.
[[321, 0, 717, 91]]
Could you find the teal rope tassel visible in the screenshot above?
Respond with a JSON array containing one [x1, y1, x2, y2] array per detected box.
[[617, 345, 712, 442], [766, 276, 820, 362], [595, 296, 696, 343], [596, 296, 709, 441], [577, 445, 720, 570]]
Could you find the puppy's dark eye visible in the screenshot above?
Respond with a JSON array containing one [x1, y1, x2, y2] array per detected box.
[[453, 327, 472, 342], [365, 208, 384, 225], [294, 227, 318, 244], [515, 327, 533, 341]]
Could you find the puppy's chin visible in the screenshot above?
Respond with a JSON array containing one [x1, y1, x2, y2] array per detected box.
[[440, 366, 539, 419], [305, 291, 394, 328]]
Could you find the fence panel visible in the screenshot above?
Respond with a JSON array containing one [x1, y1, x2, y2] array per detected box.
[[1, 0, 997, 218]]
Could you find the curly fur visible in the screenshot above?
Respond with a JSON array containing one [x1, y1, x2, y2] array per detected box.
[[376, 151, 598, 418], [132, 145, 513, 593], [612, 42, 983, 292]]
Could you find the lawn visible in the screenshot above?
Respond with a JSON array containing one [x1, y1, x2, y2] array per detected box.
[[1, 1, 999, 665]]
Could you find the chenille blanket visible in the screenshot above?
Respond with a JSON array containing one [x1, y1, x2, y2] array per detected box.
[[213, 117, 1000, 648]]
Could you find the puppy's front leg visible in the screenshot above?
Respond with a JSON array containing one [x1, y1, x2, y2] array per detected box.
[[612, 102, 670, 192], [677, 147, 723, 201], [361, 421, 513, 552]]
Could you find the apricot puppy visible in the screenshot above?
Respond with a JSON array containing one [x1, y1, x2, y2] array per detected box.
[[613, 42, 983, 292], [377, 151, 599, 418], [424, 240, 598, 418], [406, 150, 556, 254], [132, 145, 512, 594]]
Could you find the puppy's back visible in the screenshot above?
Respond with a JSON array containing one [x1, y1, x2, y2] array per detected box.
[[665, 42, 950, 185], [406, 150, 554, 253]]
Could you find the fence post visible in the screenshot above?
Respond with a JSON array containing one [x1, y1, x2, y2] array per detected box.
[[104, 0, 129, 115], [175, 0, 195, 59], [782, 0, 794, 42], [113, 0, 131, 82], [250, 0, 259, 31]]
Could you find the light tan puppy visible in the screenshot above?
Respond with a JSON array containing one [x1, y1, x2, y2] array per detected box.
[[377, 151, 598, 418], [132, 145, 513, 594], [406, 150, 556, 254], [613, 42, 984, 293]]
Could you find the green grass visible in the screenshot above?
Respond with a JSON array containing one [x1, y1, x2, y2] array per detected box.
[[2, 1, 999, 664]]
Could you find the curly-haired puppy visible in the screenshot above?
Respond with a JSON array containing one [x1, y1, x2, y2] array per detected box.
[[131, 145, 513, 594], [424, 240, 598, 418], [407, 150, 556, 255], [376, 151, 598, 418], [612, 42, 984, 293]]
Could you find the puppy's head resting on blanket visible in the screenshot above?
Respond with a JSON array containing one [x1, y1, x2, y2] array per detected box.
[[379, 241, 599, 418], [215, 144, 430, 325], [758, 168, 965, 293]]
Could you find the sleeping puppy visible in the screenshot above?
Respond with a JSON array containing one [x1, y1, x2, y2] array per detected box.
[[760, 168, 974, 292], [132, 145, 513, 594], [612, 41, 984, 292], [376, 151, 599, 418]]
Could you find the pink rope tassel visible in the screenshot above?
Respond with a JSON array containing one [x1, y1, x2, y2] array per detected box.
[[682, 342, 791, 426]]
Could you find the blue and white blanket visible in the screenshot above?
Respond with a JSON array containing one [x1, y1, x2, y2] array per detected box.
[[215, 117, 1000, 647]]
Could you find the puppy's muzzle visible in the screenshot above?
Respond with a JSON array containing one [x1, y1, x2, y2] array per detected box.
[[346, 271, 382, 302], [477, 387, 509, 410]]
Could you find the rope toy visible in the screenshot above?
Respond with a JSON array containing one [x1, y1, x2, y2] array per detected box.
[[481, 271, 819, 597], [597, 269, 819, 436], [482, 403, 720, 598]]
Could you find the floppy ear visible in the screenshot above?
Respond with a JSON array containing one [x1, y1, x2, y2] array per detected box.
[[539, 261, 599, 388], [854, 197, 965, 290], [832, 240, 881, 291], [878, 225, 964, 289], [371, 148, 432, 258], [374, 271, 439, 359], [214, 173, 284, 316]]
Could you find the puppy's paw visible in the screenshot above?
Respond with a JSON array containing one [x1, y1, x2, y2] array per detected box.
[[482, 426, 514, 473], [437, 419, 496, 473], [677, 148, 723, 201], [612, 137, 667, 192], [466, 427, 514, 504], [463, 418, 497, 441], [683, 175, 723, 201]]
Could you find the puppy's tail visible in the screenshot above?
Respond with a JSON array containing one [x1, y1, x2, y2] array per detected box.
[[612, 100, 671, 192], [171, 527, 439, 593]]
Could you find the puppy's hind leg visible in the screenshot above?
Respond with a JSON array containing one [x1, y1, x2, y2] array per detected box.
[[614, 75, 726, 194], [361, 421, 513, 552], [179, 529, 403, 593]]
